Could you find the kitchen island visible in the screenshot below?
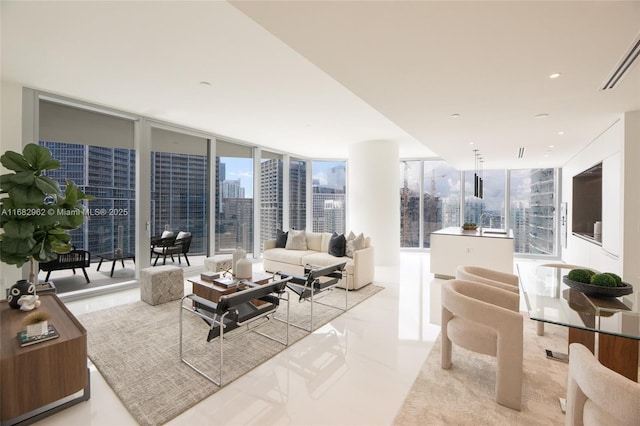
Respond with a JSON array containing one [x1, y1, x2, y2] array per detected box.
[[430, 227, 514, 278]]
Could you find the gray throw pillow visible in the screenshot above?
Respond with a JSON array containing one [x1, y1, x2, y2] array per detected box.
[[285, 229, 307, 250], [275, 229, 288, 248], [328, 232, 346, 257]]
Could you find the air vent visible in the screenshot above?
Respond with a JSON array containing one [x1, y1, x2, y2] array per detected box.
[[601, 32, 640, 90], [517, 147, 525, 159]]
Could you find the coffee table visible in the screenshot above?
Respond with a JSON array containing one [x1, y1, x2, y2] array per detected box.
[[96, 252, 136, 277], [518, 263, 639, 381], [188, 272, 272, 304]]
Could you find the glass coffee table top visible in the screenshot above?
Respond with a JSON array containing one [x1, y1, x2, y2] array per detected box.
[[517, 263, 639, 340]]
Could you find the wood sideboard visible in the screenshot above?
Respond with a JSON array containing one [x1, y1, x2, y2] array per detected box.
[[1, 293, 89, 425]]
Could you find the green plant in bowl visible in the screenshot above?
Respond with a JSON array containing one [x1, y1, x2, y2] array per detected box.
[[567, 269, 594, 284], [590, 273, 617, 287], [602, 272, 623, 287]]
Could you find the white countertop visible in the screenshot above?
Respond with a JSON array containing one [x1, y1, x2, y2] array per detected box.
[[432, 226, 514, 239]]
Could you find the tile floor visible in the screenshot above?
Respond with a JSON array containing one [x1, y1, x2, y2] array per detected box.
[[30, 256, 640, 425], [33, 252, 502, 425]]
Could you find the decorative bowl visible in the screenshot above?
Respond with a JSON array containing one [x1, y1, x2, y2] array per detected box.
[[562, 276, 633, 298]]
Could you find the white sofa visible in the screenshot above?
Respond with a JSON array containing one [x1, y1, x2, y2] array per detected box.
[[263, 231, 374, 290]]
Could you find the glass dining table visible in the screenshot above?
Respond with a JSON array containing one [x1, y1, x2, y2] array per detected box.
[[517, 263, 639, 382]]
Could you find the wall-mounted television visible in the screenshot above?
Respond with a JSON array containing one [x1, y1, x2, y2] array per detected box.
[[572, 162, 602, 242]]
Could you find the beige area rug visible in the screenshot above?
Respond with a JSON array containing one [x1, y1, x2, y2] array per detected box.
[[394, 316, 570, 425], [78, 284, 383, 426]]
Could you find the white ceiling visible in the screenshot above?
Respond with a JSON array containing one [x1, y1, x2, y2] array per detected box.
[[2, 1, 639, 170]]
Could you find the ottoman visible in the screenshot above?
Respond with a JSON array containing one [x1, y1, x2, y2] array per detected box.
[[140, 265, 184, 306], [204, 254, 233, 272]]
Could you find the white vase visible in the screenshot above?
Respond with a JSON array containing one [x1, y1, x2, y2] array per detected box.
[[232, 248, 246, 273], [235, 258, 252, 279], [26, 320, 48, 337]]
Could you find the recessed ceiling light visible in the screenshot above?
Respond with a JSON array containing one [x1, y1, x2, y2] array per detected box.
[[557, 131, 565, 135], [548, 145, 555, 148], [535, 113, 550, 119], [199, 81, 212, 86], [451, 113, 461, 118], [469, 141, 474, 145], [549, 73, 561, 79]]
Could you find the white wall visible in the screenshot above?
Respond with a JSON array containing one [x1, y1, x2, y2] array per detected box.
[[0, 81, 27, 295], [562, 112, 640, 308], [348, 140, 399, 266]]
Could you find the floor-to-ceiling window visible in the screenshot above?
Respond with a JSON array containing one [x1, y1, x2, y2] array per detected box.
[[289, 157, 307, 231], [150, 127, 208, 265], [464, 169, 506, 229], [311, 160, 346, 234], [423, 161, 461, 248], [39, 99, 137, 290], [400, 161, 421, 247], [260, 151, 283, 247], [215, 141, 254, 254]]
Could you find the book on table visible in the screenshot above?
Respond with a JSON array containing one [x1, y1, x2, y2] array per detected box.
[[213, 277, 237, 288], [17, 324, 60, 347]]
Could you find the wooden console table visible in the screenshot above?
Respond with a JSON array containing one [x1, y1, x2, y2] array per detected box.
[[1, 294, 90, 425]]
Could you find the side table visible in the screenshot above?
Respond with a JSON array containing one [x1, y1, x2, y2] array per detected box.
[[1, 294, 90, 425]]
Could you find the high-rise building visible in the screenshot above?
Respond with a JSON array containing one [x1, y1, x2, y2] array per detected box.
[[289, 159, 307, 230], [260, 159, 283, 243], [528, 168, 555, 255], [312, 164, 346, 234]]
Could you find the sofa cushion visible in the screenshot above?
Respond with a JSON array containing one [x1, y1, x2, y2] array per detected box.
[[264, 248, 313, 266], [305, 231, 324, 252], [302, 252, 353, 275], [346, 232, 365, 258], [328, 232, 346, 257], [275, 229, 288, 248], [286, 229, 307, 250]]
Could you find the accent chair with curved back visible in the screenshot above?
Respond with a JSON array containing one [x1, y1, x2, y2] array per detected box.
[[441, 279, 523, 410], [566, 343, 640, 426], [152, 231, 192, 266], [455, 265, 519, 295]]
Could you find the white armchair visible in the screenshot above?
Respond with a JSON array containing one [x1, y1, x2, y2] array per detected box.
[[566, 343, 640, 426], [441, 279, 523, 410], [455, 265, 519, 294]]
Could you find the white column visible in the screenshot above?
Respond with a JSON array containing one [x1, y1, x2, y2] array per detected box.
[[348, 140, 399, 266]]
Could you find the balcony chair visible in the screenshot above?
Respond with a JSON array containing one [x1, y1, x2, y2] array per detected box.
[[179, 276, 292, 386], [441, 279, 523, 410], [152, 231, 191, 266], [276, 262, 347, 331], [566, 343, 640, 426], [39, 249, 91, 283]]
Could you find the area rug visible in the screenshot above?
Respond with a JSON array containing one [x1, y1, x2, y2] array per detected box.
[[393, 316, 570, 425], [78, 284, 383, 426]]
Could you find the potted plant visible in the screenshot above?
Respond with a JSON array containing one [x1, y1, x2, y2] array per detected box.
[[1, 143, 93, 307]]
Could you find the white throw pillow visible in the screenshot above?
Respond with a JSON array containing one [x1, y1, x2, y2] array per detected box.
[[161, 230, 174, 239], [286, 229, 307, 250], [176, 231, 191, 240], [346, 232, 365, 258]]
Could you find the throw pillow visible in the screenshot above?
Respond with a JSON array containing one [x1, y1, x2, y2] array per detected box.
[[161, 230, 174, 239], [275, 229, 288, 248], [346, 232, 365, 258], [328, 232, 346, 257], [285, 229, 307, 250]]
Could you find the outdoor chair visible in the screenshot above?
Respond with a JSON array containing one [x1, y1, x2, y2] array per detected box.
[[152, 231, 191, 266], [179, 276, 292, 386], [39, 249, 91, 283], [277, 262, 347, 331]]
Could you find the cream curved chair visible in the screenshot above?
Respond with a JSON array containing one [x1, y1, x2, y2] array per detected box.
[[455, 265, 519, 294], [441, 279, 523, 410], [566, 343, 640, 426]]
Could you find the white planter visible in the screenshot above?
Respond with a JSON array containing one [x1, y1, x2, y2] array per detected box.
[[26, 320, 48, 337]]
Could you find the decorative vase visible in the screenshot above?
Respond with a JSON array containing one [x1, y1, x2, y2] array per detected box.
[[235, 258, 252, 279], [7, 279, 36, 310], [232, 248, 247, 274], [26, 320, 48, 337]]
